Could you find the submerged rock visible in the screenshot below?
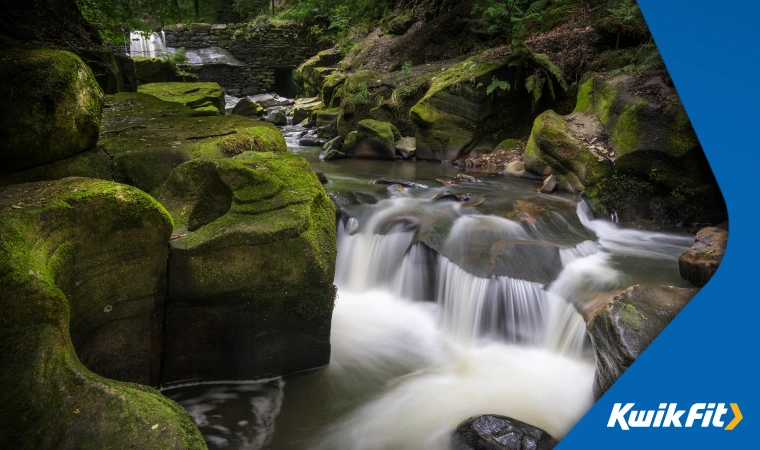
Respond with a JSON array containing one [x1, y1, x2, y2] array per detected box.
[[586, 285, 698, 399], [679, 226, 728, 287], [374, 177, 429, 189], [138, 81, 225, 115], [159, 153, 337, 384], [0, 178, 204, 449], [0, 48, 104, 172], [452, 415, 557, 450]]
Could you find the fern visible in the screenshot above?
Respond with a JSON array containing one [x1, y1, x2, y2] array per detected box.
[[506, 42, 568, 110], [486, 76, 511, 95]]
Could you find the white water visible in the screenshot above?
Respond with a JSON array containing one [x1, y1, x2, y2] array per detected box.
[[128, 31, 166, 58]]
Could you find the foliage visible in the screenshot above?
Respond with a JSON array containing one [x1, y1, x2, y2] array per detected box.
[[165, 47, 188, 68], [401, 61, 413, 77], [471, 0, 547, 40], [486, 76, 511, 95], [595, 0, 649, 48], [343, 80, 370, 111], [593, 42, 663, 73], [504, 41, 568, 110]]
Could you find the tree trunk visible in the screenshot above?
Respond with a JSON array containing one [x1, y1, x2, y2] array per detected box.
[[271, 0, 276, 16], [194, 0, 200, 22]]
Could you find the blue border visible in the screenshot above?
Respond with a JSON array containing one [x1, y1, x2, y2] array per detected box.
[[560, 1, 759, 447]]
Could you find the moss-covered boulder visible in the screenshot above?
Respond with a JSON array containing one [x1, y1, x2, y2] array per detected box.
[[586, 285, 697, 400], [523, 71, 726, 224], [409, 58, 507, 162], [0, 148, 112, 187], [132, 56, 198, 84], [343, 119, 401, 160], [159, 153, 337, 384], [295, 49, 342, 98], [231, 97, 264, 117], [0, 48, 104, 172], [100, 92, 285, 196], [0, 178, 204, 449], [138, 82, 224, 116], [291, 97, 323, 124], [524, 110, 610, 189]]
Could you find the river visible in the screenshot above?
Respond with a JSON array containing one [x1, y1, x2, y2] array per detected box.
[[164, 124, 694, 450]]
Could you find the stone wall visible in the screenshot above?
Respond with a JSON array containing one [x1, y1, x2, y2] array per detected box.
[[165, 23, 325, 96]]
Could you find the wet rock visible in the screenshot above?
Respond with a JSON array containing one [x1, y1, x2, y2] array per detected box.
[[679, 227, 727, 287], [586, 285, 698, 399], [0, 48, 104, 171], [377, 216, 422, 234], [299, 133, 325, 147], [161, 154, 337, 384], [79, 49, 137, 94], [249, 93, 293, 108], [539, 175, 557, 193], [452, 414, 557, 450], [0, 178, 204, 449], [138, 82, 225, 115], [456, 173, 481, 182], [374, 177, 429, 189], [264, 108, 287, 125], [313, 168, 328, 184], [231, 97, 264, 117], [395, 136, 417, 159], [343, 120, 402, 160], [291, 97, 323, 124], [514, 200, 547, 218], [433, 191, 474, 202], [323, 149, 346, 161]]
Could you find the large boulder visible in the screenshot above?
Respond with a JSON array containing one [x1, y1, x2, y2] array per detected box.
[[524, 110, 610, 189], [586, 285, 698, 399], [78, 49, 138, 94], [525, 71, 726, 224], [0, 178, 204, 449], [100, 92, 285, 196], [291, 97, 323, 124], [343, 119, 402, 160], [0, 48, 104, 172], [159, 153, 337, 384], [132, 56, 197, 84], [452, 415, 557, 450], [138, 82, 225, 115], [679, 226, 728, 287], [231, 97, 264, 117], [0, 148, 112, 187], [410, 58, 507, 162]]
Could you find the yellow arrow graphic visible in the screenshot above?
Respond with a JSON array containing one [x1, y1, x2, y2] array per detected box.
[[725, 403, 742, 430]]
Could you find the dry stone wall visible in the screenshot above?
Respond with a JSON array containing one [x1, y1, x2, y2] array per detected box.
[[165, 23, 325, 95]]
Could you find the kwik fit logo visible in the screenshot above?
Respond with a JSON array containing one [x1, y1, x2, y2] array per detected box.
[[608, 403, 743, 430]]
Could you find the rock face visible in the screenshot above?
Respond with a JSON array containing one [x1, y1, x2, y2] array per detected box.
[[587, 285, 698, 399], [679, 227, 728, 287], [79, 49, 138, 94], [410, 58, 508, 162], [0, 48, 104, 172], [231, 97, 264, 116], [295, 49, 342, 98], [132, 56, 198, 84], [523, 71, 726, 224], [160, 153, 337, 384], [291, 96, 323, 123], [343, 119, 402, 160], [452, 415, 558, 450], [138, 81, 225, 115], [0, 178, 204, 449]]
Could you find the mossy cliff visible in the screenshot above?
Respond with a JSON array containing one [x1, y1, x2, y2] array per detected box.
[[0, 178, 204, 449], [0, 48, 104, 172], [523, 71, 726, 224], [160, 153, 337, 384]]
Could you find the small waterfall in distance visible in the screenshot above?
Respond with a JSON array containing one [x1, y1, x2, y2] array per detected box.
[[128, 31, 166, 58]]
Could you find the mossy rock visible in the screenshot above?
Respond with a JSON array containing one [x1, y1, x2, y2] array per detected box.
[[0, 48, 104, 172], [132, 56, 198, 84], [409, 57, 505, 162], [342, 119, 401, 160], [322, 72, 347, 107], [296, 49, 341, 98], [291, 97, 323, 124], [523, 110, 610, 186], [231, 97, 264, 117], [0, 147, 112, 187], [0, 178, 204, 449], [587, 285, 697, 400], [138, 82, 225, 116], [159, 153, 337, 384], [382, 11, 415, 35], [100, 92, 285, 196]]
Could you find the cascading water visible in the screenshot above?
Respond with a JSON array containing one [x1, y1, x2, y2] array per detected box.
[[169, 137, 695, 449], [128, 31, 166, 58]]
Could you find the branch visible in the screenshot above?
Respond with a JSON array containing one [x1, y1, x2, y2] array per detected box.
[[186, 130, 237, 141]]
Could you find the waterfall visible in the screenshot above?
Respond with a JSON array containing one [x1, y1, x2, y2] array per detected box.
[[128, 31, 166, 58]]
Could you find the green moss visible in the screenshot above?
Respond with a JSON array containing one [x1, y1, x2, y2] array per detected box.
[[138, 82, 225, 115], [667, 109, 700, 158], [573, 75, 596, 114], [610, 100, 644, 156], [0, 48, 104, 171]]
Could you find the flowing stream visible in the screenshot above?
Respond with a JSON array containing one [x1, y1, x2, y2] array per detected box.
[[165, 124, 694, 449]]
